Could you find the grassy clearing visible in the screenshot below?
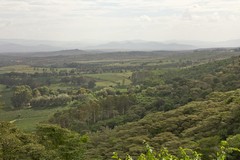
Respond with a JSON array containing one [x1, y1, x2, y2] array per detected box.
[[0, 84, 71, 132], [95, 81, 117, 87], [0, 85, 68, 131], [49, 83, 76, 91], [84, 72, 132, 87], [103, 59, 166, 67], [0, 84, 70, 132], [0, 106, 69, 132], [0, 65, 37, 74], [105, 62, 139, 67], [0, 65, 75, 74], [84, 72, 132, 81], [73, 59, 134, 64], [117, 88, 128, 93], [0, 84, 5, 92]]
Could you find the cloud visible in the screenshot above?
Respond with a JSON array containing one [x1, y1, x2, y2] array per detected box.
[[0, 0, 240, 41], [209, 12, 221, 22], [136, 15, 152, 22], [0, 20, 11, 28]]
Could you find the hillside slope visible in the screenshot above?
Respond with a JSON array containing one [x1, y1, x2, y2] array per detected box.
[[86, 89, 240, 159]]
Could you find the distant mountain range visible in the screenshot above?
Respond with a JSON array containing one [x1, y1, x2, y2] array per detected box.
[[86, 41, 196, 51], [31, 49, 92, 57], [0, 43, 63, 53], [166, 39, 240, 48], [0, 39, 89, 53], [0, 39, 239, 53]]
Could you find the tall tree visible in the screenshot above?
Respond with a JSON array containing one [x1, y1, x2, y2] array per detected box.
[[11, 85, 32, 108]]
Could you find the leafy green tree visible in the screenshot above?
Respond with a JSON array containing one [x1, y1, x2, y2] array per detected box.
[[88, 80, 96, 89], [112, 141, 240, 160], [226, 134, 240, 159], [0, 122, 88, 160], [32, 88, 41, 97], [30, 94, 71, 108], [11, 85, 33, 108], [36, 124, 88, 160], [38, 86, 50, 96], [0, 121, 51, 160], [112, 142, 201, 160]]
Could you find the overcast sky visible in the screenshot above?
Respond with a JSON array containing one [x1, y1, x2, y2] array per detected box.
[[0, 0, 240, 42]]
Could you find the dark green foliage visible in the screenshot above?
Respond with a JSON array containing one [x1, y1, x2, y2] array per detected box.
[[0, 121, 52, 160], [11, 85, 32, 108], [134, 56, 240, 112], [0, 72, 58, 88], [61, 76, 95, 88], [30, 94, 71, 108], [0, 122, 87, 160], [112, 141, 240, 160], [86, 89, 240, 159], [88, 80, 96, 89], [36, 124, 88, 160], [37, 86, 51, 96], [49, 94, 137, 133]]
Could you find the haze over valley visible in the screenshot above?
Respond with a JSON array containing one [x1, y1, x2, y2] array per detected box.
[[0, 39, 240, 53]]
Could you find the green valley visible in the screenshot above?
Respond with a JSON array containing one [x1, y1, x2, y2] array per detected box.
[[0, 48, 240, 159]]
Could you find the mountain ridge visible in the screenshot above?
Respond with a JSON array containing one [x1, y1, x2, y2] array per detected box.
[[0, 39, 239, 53]]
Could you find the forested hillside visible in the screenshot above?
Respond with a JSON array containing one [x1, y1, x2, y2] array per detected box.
[[49, 55, 240, 134], [86, 89, 240, 159], [0, 122, 87, 160], [0, 49, 240, 160]]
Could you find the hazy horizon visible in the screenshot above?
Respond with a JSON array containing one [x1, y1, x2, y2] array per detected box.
[[1, 38, 240, 44], [0, 0, 240, 42]]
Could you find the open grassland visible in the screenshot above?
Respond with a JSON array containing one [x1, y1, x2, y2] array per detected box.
[[102, 58, 168, 67], [0, 84, 70, 132], [0, 106, 70, 132], [49, 83, 76, 90], [84, 72, 132, 87], [0, 65, 75, 74], [0, 84, 5, 92], [0, 87, 70, 132], [95, 81, 117, 87], [0, 65, 62, 74], [0, 65, 34, 74]]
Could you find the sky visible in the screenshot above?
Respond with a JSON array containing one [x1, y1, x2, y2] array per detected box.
[[0, 0, 240, 42]]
